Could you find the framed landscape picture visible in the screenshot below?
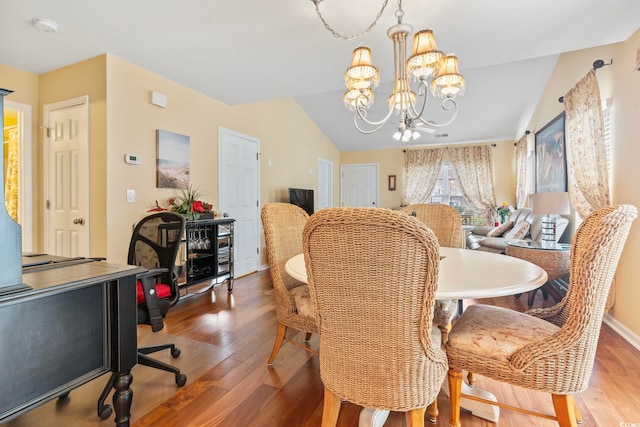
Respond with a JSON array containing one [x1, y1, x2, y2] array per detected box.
[[535, 112, 567, 192], [156, 129, 190, 189]]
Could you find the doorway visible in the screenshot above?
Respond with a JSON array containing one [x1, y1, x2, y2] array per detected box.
[[317, 158, 333, 211], [340, 163, 379, 207], [3, 100, 33, 251], [218, 127, 260, 278], [44, 96, 90, 257]]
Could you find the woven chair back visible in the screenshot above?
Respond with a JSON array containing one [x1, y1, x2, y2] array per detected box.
[[303, 207, 447, 410], [401, 204, 463, 248]]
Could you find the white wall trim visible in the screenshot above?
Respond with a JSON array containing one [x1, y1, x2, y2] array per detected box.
[[603, 313, 640, 352]]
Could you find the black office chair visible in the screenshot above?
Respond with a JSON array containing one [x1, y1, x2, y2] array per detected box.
[[97, 211, 188, 419]]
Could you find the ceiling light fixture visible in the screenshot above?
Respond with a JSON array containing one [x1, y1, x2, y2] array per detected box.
[[312, 0, 465, 143], [33, 17, 59, 33]]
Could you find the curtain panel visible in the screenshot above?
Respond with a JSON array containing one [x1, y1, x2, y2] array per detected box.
[[564, 69, 610, 218], [448, 145, 497, 223], [402, 148, 445, 205], [515, 135, 529, 209]]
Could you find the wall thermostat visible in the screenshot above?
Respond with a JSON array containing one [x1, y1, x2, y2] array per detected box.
[[125, 154, 141, 165]]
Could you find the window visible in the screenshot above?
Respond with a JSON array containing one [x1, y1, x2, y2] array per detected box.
[[427, 162, 486, 225]]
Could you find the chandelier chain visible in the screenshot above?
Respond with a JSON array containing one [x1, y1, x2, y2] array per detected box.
[[311, 0, 390, 40]]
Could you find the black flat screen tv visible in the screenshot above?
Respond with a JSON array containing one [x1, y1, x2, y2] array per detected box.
[[289, 188, 314, 216]]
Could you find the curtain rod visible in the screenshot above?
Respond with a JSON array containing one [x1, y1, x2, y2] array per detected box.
[[558, 59, 612, 103]]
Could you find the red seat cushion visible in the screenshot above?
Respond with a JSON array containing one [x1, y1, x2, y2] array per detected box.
[[136, 280, 172, 304]]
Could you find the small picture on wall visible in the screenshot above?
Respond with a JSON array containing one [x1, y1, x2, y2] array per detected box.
[[388, 175, 397, 191], [535, 112, 567, 192], [156, 129, 190, 189]]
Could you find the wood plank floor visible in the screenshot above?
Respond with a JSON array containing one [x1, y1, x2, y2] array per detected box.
[[6, 270, 640, 427]]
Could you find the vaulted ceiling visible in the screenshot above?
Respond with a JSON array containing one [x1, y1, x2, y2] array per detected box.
[[2, 0, 639, 151]]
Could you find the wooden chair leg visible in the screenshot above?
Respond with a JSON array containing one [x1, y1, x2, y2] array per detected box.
[[427, 399, 438, 424], [321, 386, 342, 427], [448, 368, 463, 427], [305, 332, 312, 342], [267, 322, 287, 365], [406, 407, 426, 427], [551, 394, 578, 427], [467, 372, 476, 386], [574, 400, 583, 424]]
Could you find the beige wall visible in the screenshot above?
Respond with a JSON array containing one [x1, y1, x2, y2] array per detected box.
[[340, 140, 517, 209], [528, 30, 640, 335]]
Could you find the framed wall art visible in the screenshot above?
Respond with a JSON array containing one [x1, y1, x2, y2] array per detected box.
[[388, 175, 396, 191], [156, 129, 190, 189], [535, 112, 567, 192]]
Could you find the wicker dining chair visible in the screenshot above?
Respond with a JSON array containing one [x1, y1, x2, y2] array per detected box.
[[304, 207, 448, 427], [261, 203, 318, 365], [446, 204, 637, 427], [401, 204, 463, 342]]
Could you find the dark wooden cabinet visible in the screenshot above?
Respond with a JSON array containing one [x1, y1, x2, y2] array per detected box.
[[180, 218, 234, 292]]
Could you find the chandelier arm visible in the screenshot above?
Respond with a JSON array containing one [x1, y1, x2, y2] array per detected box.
[[311, 0, 390, 40], [403, 80, 430, 120], [415, 98, 460, 128], [353, 106, 395, 134]]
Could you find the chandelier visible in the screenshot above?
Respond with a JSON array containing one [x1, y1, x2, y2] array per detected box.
[[312, 0, 465, 143]]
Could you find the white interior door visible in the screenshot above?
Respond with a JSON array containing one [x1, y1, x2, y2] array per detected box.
[[219, 128, 259, 277], [44, 96, 89, 257], [317, 158, 333, 211], [341, 163, 379, 207]]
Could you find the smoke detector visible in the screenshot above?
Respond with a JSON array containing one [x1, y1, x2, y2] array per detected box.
[[33, 17, 59, 33]]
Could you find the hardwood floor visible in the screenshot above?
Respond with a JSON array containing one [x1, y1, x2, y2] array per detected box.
[[6, 270, 640, 426]]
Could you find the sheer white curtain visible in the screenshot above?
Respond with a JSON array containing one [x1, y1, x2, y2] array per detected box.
[[448, 146, 497, 223], [514, 135, 529, 209], [402, 148, 445, 205], [564, 69, 610, 218]]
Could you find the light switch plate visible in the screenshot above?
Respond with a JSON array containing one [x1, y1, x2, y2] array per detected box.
[[126, 189, 135, 203]]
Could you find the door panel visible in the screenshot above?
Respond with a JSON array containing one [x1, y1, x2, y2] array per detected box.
[[45, 98, 89, 257], [341, 164, 379, 207], [219, 128, 259, 277]]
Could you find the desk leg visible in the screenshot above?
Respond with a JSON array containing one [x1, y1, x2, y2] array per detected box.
[[113, 371, 133, 427]]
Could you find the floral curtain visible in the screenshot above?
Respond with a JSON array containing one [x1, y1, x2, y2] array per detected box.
[[402, 148, 445, 205], [564, 69, 614, 310], [448, 145, 496, 223], [564, 69, 610, 218], [514, 134, 529, 209], [4, 128, 19, 221]]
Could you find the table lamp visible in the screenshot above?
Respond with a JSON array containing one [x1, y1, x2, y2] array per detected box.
[[531, 192, 570, 247]]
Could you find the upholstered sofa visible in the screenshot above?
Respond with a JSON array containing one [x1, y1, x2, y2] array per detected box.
[[466, 208, 569, 254]]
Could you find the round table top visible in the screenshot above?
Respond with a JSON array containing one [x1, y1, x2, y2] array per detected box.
[[285, 247, 548, 300]]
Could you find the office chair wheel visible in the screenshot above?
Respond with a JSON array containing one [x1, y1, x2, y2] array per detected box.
[[171, 347, 181, 358], [98, 404, 113, 420], [176, 373, 187, 387]]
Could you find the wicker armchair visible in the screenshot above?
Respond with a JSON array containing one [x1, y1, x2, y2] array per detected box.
[[261, 203, 318, 365], [401, 204, 463, 342], [446, 204, 637, 427], [303, 207, 448, 427]]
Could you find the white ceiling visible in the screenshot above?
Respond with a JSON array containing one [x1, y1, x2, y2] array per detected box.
[[2, 0, 639, 151]]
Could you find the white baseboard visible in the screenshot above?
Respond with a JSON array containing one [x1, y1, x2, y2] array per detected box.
[[603, 313, 640, 352], [258, 263, 269, 272]]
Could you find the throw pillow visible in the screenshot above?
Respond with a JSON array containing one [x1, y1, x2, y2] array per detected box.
[[503, 222, 530, 240], [486, 221, 514, 237]]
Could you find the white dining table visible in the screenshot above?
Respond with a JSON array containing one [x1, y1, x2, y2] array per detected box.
[[285, 247, 548, 427]]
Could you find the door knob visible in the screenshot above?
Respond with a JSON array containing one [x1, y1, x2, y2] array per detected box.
[[73, 217, 85, 225]]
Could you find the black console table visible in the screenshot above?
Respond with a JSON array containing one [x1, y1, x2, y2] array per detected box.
[[0, 259, 143, 426]]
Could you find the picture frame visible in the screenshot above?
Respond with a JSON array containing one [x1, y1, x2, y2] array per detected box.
[[535, 112, 567, 192], [156, 129, 190, 189], [388, 175, 396, 191]]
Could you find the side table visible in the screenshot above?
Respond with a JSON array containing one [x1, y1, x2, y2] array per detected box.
[[505, 241, 570, 307]]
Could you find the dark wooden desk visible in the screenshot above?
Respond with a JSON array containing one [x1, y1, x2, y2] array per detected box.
[[0, 260, 143, 427]]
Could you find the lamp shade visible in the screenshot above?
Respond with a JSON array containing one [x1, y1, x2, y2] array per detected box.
[[531, 192, 570, 215], [345, 46, 380, 90], [431, 54, 465, 98], [407, 29, 443, 79]]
